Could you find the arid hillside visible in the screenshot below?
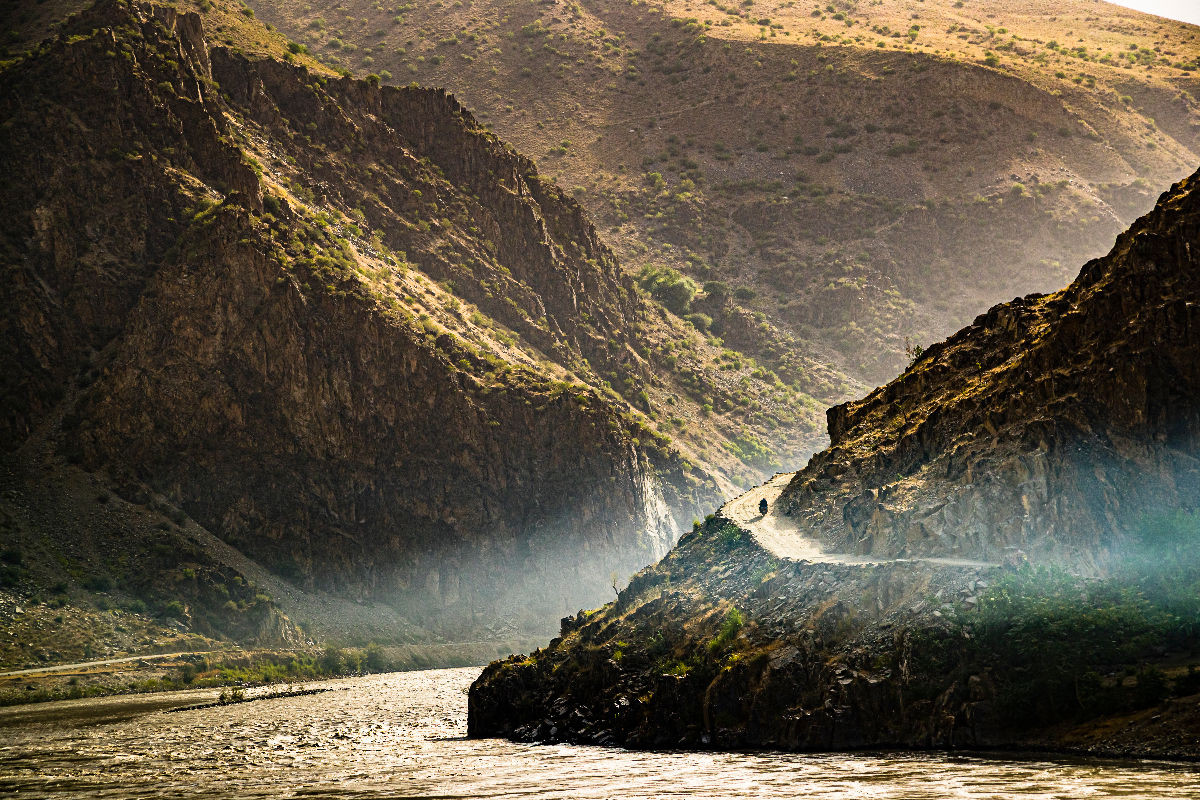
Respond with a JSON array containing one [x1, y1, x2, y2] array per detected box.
[[243, 0, 1200, 382], [0, 0, 860, 662], [469, 164, 1200, 759]]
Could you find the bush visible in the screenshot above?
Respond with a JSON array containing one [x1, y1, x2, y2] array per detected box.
[[320, 646, 347, 675], [637, 265, 697, 315], [0, 564, 23, 588], [707, 607, 744, 653], [703, 281, 731, 302], [218, 687, 246, 704], [83, 575, 112, 592], [365, 643, 389, 672], [717, 523, 747, 550], [124, 597, 147, 614]]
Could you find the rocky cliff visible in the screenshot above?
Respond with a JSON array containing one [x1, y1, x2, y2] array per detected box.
[[469, 168, 1200, 756], [780, 164, 1200, 564], [0, 0, 814, 646]]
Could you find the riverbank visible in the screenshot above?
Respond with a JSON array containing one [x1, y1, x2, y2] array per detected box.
[[468, 515, 1200, 761], [4, 667, 1198, 799], [1, 637, 545, 708]]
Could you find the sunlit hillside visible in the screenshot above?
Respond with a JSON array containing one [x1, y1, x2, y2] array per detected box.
[[243, 0, 1200, 382]]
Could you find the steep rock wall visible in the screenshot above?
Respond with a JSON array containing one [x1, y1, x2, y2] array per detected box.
[[0, 0, 717, 635], [781, 171, 1200, 562]]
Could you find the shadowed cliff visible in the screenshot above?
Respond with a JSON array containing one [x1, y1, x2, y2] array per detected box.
[[0, 0, 803, 653]]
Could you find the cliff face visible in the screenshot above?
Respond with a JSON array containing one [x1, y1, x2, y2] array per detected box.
[[780, 168, 1200, 564], [0, 0, 726, 638], [469, 529, 999, 750], [469, 168, 1200, 755]]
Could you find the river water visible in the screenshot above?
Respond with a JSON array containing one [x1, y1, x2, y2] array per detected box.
[[0, 667, 1196, 799]]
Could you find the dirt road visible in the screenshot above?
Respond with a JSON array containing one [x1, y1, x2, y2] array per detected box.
[[0, 650, 216, 679], [721, 473, 996, 568]]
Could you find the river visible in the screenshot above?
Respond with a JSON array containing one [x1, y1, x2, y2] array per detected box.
[[0, 667, 1196, 798]]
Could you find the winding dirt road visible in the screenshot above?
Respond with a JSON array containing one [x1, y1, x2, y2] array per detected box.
[[721, 473, 996, 568]]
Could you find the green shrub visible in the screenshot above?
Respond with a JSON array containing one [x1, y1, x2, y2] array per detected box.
[[637, 265, 697, 315], [717, 523, 747, 550], [320, 646, 347, 675], [83, 575, 112, 592], [707, 607, 744, 653]]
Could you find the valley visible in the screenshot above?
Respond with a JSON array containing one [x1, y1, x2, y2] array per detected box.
[[1, 5, 1199, 774]]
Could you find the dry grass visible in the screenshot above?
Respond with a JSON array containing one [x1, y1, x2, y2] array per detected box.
[[240, 0, 1198, 383]]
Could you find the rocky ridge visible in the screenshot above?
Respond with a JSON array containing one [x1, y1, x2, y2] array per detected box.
[[469, 167, 1200, 756], [781, 164, 1200, 564], [0, 0, 830, 650]]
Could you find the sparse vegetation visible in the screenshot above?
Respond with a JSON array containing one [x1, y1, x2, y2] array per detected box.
[[913, 512, 1200, 727]]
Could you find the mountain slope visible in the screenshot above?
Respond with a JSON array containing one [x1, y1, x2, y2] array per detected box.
[[0, 0, 848, 658], [244, 0, 1200, 383], [468, 166, 1200, 756], [779, 163, 1200, 562]]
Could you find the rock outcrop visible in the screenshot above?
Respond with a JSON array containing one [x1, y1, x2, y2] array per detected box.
[[0, 0, 735, 638], [780, 166, 1200, 564], [469, 167, 1200, 755], [469, 526, 999, 749]]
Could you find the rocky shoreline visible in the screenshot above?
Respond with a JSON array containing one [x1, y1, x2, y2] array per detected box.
[[469, 169, 1200, 761], [468, 517, 1200, 760]]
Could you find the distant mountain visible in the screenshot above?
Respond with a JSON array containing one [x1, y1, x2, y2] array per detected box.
[[244, 0, 1200, 383]]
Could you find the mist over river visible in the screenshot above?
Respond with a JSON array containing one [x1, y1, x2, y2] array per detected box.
[[1, 667, 1196, 799]]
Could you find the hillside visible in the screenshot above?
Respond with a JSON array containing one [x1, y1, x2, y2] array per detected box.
[[469, 167, 1200, 757], [0, 0, 851, 667], [776, 155, 1200, 563], [231, 0, 1200, 385]]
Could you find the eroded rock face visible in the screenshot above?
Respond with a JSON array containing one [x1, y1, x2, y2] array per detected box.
[[0, 0, 719, 634], [468, 522, 1002, 750], [469, 168, 1200, 753], [781, 171, 1200, 563]]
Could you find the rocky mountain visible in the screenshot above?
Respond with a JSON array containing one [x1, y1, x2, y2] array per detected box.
[[0, 0, 848, 661], [780, 160, 1200, 563], [469, 166, 1200, 757], [241, 0, 1200, 383]]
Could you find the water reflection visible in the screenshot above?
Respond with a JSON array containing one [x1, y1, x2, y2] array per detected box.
[[0, 667, 1196, 799]]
